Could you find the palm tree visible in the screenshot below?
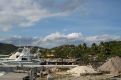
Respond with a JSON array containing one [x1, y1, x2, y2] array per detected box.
[[82, 43, 87, 50], [91, 43, 98, 55]]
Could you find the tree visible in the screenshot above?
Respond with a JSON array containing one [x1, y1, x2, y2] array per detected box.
[[82, 43, 87, 50], [91, 43, 98, 55]]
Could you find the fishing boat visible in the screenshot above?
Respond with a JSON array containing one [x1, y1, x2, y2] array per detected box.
[[1, 47, 42, 66]]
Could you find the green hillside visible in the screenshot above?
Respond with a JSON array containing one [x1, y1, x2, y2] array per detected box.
[[0, 43, 18, 55]]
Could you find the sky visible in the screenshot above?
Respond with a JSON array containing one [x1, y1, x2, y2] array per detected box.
[[0, 0, 121, 48]]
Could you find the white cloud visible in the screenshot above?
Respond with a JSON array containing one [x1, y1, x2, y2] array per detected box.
[[43, 32, 65, 41], [32, 32, 121, 48], [85, 34, 121, 43], [0, 0, 66, 31], [0, 0, 83, 31], [1, 32, 121, 48], [67, 33, 83, 39]]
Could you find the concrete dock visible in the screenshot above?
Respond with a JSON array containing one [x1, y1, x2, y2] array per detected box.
[[0, 65, 78, 80], [0, 72, 27, 80], [0, 65, 78, 68]]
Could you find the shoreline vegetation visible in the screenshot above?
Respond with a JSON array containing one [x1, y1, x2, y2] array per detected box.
[[1, 41, 121, 64]]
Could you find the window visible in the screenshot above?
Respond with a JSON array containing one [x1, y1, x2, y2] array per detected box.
[[22, 58, 28, 61], [16, 55, 19, 58]]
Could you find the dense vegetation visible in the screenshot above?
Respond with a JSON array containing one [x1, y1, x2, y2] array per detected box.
[[40, 41, 121, 63], [1, 41, 121, 63]]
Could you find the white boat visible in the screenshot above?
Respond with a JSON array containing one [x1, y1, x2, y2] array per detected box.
[[1, 47, 42, 66], [0, 48, 22, 61]]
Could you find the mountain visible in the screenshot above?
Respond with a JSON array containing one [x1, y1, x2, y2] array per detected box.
[[0, 43, 18, 55], [0, 43, 47, 55]]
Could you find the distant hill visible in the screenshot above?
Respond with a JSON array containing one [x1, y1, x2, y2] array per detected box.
[[0, 43, 18, 55], [0, 43, 47, 55]]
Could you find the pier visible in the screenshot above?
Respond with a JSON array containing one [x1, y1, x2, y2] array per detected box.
[[0, 72, 27, 80], [0, 64, 78, 80], [0, 64, 78, 68]]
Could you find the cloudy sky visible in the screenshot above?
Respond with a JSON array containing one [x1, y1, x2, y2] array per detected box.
[[0, 0, 121, 48]]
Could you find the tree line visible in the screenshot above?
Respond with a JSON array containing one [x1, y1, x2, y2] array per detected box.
[[40, 41, 121, 63], [1, 41, 121, 63]]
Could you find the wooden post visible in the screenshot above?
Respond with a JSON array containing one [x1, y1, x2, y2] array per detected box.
[[29, 68, 35, 80]]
